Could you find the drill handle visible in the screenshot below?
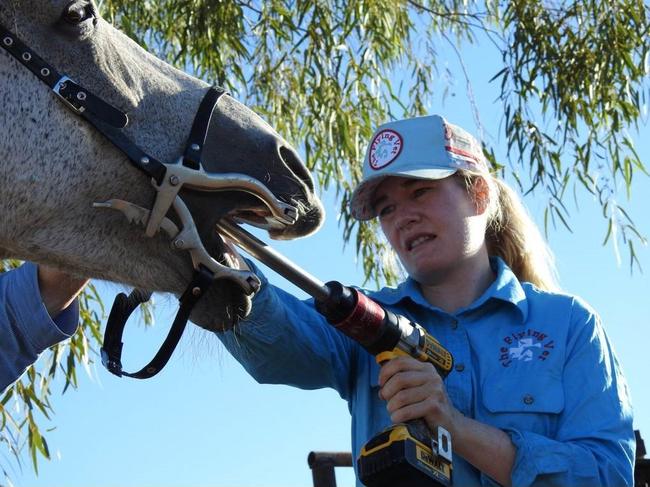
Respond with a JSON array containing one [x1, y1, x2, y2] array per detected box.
[[376, 350, 431, 440], [375, 350, 453, 464]]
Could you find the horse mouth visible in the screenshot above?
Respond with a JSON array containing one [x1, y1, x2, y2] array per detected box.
[[226, 206, 288, 232], [195, 192, 323, 331], [216, 205, 284, 272], [211, 208, 277, 281]]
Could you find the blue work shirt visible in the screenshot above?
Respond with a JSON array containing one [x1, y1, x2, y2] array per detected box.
[[217, 257, 635, 486], [0, 263, 79, 392]]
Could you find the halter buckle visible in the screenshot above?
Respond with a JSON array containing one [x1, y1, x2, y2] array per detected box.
[[100, 348, 123, 377], [53, 76, 86, 114]]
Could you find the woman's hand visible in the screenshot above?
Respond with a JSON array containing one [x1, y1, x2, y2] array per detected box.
[[37, 265, 88, 318], [378, 355, 462, 436]]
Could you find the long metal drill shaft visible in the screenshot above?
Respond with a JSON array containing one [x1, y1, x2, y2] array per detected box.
[[216, 219, 331, 302]]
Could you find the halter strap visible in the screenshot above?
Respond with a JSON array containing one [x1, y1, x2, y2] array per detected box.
[[101, 267, 214, 379], [1, 23, 128, 129], [0, 22, 171, 184], [183, 86, 226, 170]]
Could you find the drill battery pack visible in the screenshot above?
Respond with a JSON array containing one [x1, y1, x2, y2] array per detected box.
[[358, 422, 452, 487]]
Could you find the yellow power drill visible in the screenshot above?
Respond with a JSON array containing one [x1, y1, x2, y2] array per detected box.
[[217, 220, 455, 487]]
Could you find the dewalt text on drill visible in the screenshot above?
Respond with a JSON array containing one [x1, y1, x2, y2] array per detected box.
[[217, 220, 455, 487]]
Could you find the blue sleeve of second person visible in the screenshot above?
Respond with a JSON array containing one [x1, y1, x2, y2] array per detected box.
[[0, 263, 79, 392], [216, 263, 358, 401]]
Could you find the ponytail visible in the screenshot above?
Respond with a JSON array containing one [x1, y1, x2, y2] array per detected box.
[[460, 171, 560, 292]]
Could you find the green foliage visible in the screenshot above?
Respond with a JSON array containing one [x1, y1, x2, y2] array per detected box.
[[2, 0, 649, 476], [493, 0, 649, 269], [103, 0, 649, 279]]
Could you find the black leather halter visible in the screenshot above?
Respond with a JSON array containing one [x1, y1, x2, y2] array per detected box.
[[0, 22, 169, 184], [0, 22, 289, 379]]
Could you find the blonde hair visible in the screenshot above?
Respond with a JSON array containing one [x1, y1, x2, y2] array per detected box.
[[458, 170, 560, 292]]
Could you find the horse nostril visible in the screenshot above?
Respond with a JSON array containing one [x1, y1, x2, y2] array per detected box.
[[279, 146, 314, 192]]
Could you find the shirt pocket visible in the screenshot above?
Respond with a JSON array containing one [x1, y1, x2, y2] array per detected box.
[[479, 371, 564, 435]]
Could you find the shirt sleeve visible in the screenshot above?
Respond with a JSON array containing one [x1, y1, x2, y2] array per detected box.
[[215, 261, 358, 400], [505, 298, 635, 486], [0, 263, 80, 392]]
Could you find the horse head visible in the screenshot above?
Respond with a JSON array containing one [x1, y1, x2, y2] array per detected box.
[[0, 0, 324, 330]]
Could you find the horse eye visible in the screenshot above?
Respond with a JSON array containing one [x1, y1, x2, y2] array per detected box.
[[62, 3, 91, 24]]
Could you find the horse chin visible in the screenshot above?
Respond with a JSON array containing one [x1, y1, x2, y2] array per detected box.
[[189, 280, 252, 332]]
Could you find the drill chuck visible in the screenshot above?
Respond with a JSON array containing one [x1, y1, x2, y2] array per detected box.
[[315, 282, 402, 355], [315, 282, 453, 377]]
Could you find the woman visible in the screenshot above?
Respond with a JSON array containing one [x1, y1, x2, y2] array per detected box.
[[218, 115, 635, 486], [0, 263, 86, 391]]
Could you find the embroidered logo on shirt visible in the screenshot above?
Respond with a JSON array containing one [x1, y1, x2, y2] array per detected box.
[[498, 329, 555, 367]]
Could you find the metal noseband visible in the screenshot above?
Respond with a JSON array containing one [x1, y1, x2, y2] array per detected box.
[[1, 22, 298, 379]]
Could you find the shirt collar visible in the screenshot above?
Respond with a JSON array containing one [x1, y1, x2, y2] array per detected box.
[[471, 257, 528, 321], [369, 257, 528, 322]]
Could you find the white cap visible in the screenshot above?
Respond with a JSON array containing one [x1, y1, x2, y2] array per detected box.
[[350, 115, 488, 220]]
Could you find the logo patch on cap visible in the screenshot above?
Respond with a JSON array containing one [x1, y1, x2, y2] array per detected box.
[[368, 129, 403, 170]]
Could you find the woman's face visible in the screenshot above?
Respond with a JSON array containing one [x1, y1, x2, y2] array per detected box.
[[374, 175, 489, 285]]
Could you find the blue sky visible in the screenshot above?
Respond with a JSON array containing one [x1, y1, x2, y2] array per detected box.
[[8, 29, 650, 487]]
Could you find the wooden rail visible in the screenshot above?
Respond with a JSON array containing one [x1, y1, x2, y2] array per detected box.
[[308, 451, 352, 487]]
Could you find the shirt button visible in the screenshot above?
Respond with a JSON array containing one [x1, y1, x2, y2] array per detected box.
[[455, 363, 465, 372], [450, 319, 459, 330], [523, 394, 534, 405]]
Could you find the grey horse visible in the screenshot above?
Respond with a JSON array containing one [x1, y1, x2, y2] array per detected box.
[[0, 0, 324, 330]]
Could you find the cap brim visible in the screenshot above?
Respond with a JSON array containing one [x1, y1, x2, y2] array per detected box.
[[350, 167, 457, 220]]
